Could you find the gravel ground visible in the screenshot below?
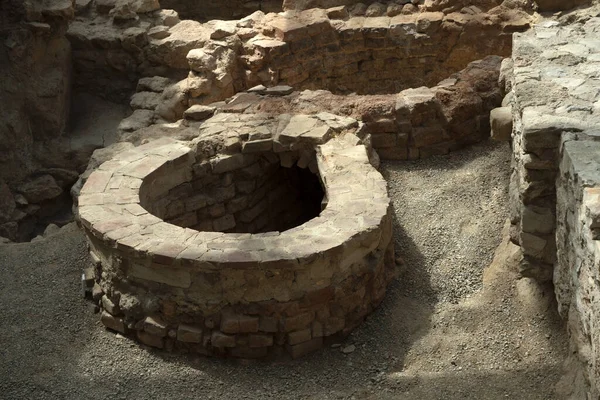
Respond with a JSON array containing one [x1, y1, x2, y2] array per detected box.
[[0, 139, 569, 399]]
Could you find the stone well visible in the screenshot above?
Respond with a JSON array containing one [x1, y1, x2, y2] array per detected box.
[[79, 113, 395, 358]]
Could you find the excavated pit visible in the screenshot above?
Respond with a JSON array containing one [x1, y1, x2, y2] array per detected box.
[[67, 0, 531, 360]]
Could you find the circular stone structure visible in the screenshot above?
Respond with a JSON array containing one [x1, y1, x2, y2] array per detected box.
[[79, 112, 395, 358]]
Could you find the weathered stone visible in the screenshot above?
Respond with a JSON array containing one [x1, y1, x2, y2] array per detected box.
[[177, 324, 203, 343], [137, 331, 164, 348], [184, 105, 215, 121], [490, 106, 513, 142], [143, 316, 168, 337], [101, 311, 126, 333], [17, 175, 62, 204], [211, 331, 236, 347]]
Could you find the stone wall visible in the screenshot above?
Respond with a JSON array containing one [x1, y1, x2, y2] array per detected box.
[[66, 2, 532, 101], [78, 112, 395, 358], [0, 0, 85, 241], [506, 17, 600, 397], [117, 55, 502, 163]]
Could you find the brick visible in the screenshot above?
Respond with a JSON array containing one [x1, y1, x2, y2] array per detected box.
[[286, 337, 323, 359], [238, 315, 260, 333], [143, 316, 168, 337], [282, 312, 314, 332], [137, 331, 164, 349], [249, 333, 274, 348], [221, 313, 240, 333], [129, 262, 191, 288], [101, 295, 120, 315], [100, 311, 126, 333], [211, 331, 236, 347], [177, 324, 203, 343], [259, 316, 278, 333], [288, 328, 312, 345]]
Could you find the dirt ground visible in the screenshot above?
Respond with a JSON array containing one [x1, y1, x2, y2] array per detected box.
[[0, 121, 569, 399]]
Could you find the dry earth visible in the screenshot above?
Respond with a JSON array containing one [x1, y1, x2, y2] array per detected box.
[[0, 104, 568, 398]]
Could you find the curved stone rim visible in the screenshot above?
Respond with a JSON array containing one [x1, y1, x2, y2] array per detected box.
[[78, 135, 390, 273]]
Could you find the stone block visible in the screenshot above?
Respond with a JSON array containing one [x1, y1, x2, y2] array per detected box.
[[270, 17, 308, 42], [371, 133, 397, 148], [211, 154, 251, 174], [184, 105, 215, 121], [259, 316, 278, 332], [137, 331, 164, 349], [100, 311, 126, 333], [101, 295, 121, 316], [282, 312, 314, 332], [211, 331, 236, 347], [288, 328, 312, 345], [129, 262, 191, 288], [249, 333, 274, 348], [143, 316, 168, 337], [242, 139, 273, 153], [177, 324, 203, 343], [239, 315, 260, 333], [490, 106, 513, 142]]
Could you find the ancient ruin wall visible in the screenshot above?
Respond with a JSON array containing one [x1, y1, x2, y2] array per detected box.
[[66, 3, 531, 101], [506, 18, 600, 397]]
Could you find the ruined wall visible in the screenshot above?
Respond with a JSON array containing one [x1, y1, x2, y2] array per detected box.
[[507, 17, 600, 397], [66, 2, 531, 102], [0, 0, 82, 241]]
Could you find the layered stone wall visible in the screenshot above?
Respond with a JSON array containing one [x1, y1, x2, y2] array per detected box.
[[118, 55, 502, 163], [506, 17, 600, 397], [66, 2, 531, 101], [78, 112, 395, 358]]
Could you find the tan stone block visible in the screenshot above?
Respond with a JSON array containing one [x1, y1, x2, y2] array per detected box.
[[259, 316, 278, 333], [100, 311, 126, 333], [288, 328, 312, 345], [177, 324, 203, 343], [211, 331, 236, 347], [282, 312, 314, 332], [137, 331, 164, 349], [235, 314, 259, 333], [221, 313, 240, 334], [129, 262, 191, 288], [249, 333, 274, 348], [270, 17, 308, 42], [324, 316, 345, 336], [143, 316, 168, 337], [101, 295, 121, 316]]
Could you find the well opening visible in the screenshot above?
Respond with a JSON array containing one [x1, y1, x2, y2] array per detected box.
[[141, 151, 325, 234]]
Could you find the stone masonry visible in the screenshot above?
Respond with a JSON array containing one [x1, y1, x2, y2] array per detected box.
[[503, 17, 600, 396], [78, 110, 395, 359]]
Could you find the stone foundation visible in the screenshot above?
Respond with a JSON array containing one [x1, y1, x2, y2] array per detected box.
[[79, 112, 395, 358]]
